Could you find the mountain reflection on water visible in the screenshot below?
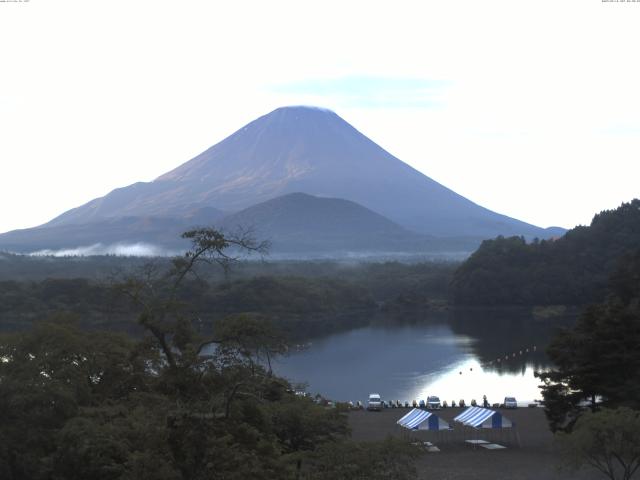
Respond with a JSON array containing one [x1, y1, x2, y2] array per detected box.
[[274, 309, 576, 404]]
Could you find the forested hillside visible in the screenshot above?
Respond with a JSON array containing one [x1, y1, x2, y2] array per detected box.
[[451, 199, 640, 306], [0, 261, 454, 339]]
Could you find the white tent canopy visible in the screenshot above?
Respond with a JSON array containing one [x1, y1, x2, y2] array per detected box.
[[453, 406, 513, 429], [397, 408, 450, 431]]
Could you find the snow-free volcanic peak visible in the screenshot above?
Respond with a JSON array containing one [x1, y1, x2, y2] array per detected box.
[[0, 106, 563, 253]]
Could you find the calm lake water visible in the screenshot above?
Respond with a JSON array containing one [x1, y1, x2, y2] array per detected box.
[[274, 310, 573, 406]]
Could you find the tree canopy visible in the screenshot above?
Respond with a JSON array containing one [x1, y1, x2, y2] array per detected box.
[[537, 249, 640, 432], [0, 227, 419, 479], [557, 407, 640, 480]]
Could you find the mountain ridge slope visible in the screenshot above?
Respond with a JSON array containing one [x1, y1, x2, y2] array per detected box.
[[42, 106, 560, 238], [0, 106, 565, 254]]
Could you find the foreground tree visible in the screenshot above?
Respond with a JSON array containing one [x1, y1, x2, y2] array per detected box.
[[300, 437, 420, 480], [117, 227, 269, 372], [537, 250, 640, 431], [558, 408, 640, 480], [0, 318, 162, 480], [0, 314, 348, 479]]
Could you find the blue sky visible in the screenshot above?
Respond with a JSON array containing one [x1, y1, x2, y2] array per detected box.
[[0, 0, 639, 234]]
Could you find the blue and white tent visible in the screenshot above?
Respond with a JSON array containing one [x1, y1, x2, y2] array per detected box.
[[453, 406, 513, 429], [397, 408, 450, 431]]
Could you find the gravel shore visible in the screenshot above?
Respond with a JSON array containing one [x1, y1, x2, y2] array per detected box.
[[349, 407, 601, 480]]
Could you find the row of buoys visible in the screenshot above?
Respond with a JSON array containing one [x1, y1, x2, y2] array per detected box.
[[453, 345, 538, 375], [482, 345, 537, 368]]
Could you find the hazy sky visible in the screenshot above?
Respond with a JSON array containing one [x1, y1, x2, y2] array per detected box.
[[1, 0, 639, 234]]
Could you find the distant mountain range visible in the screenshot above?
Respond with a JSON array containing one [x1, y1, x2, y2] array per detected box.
[[0, 106, 564, 256]]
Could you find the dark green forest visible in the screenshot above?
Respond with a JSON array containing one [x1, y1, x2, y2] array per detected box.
[[537, 248, 640, 432], [0, 314, 423, 480], [0, 229, 422, 480], [0, 258, 454, 339], [451, 199, 640, 306]]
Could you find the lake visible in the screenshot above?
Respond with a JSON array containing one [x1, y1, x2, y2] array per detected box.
[[274, 309, 573, 406]]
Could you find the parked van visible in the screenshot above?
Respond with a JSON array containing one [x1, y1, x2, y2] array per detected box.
[[367, 393, 382, 411]]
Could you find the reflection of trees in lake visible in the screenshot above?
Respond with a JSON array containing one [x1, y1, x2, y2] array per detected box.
[[448, 308, 577, 374], [363, 307, 579, 375], [369, 309, 449, 328]]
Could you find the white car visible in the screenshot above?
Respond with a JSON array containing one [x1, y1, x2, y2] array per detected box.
[[367, 393, 382, 411], [427, 396, 441, 409], [504, 396, 518, 409]]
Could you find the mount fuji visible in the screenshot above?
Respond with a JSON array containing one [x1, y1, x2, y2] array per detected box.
[[0, 106, 563, 256]]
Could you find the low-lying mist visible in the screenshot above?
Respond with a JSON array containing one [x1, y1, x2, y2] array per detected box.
[[30, 242, 180, 257], [24, 243, 470, 262]]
